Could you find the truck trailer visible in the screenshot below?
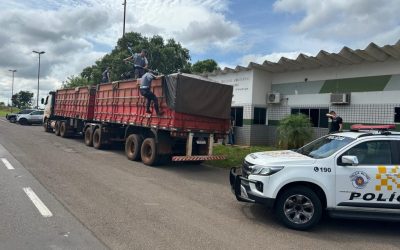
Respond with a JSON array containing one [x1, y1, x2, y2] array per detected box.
[[42, 73, 233, 166]]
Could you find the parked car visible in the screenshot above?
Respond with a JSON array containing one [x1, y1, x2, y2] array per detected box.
[[6, 109, 36, 123], [17, 110, 44, 125], [230, 124, 400, 230]]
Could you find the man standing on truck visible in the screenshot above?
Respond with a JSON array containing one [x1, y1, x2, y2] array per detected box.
[[101, 67, 111, 83], [140, 72, 163, 116], [123, 49, 148, 79]]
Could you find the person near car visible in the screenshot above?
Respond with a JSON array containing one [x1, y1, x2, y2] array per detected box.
[[139, 72, 163, 116], [326, 111, 343, 133], [123, 49, 148, 79]]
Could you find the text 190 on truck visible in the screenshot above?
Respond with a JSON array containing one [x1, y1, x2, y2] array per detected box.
[[42, 73, 233, 166]]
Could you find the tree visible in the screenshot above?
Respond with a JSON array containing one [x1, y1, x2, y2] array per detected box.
[[191, 59, 220, 73], [62, 75, 90, 88], [12, 91, 34, 109], [277, 114, 313, 149], [0, 101, 5, 108], [73, 32, 192, 87]]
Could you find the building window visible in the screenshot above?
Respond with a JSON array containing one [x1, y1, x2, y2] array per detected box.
[[395, 107, 400, 123], [291, 108, 329, 128], [253, 107, 266, 125], [231, 107, 243, 127]]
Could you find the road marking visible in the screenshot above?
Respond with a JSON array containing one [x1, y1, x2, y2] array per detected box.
[[1, 158, 15, 170], [23, 187, 53, 218], [144, 202, 160, 206]]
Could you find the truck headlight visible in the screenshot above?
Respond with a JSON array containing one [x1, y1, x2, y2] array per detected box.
[[251, 165, 284, 176]]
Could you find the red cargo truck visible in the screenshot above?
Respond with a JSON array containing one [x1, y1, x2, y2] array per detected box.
[[42, 73, 233, 165]]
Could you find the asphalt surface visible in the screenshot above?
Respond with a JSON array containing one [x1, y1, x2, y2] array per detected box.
[[1, 117, 400, 250]]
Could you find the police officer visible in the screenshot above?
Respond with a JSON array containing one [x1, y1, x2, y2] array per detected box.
[[123, 49, 148, 79], [326, 111, 343, 133]]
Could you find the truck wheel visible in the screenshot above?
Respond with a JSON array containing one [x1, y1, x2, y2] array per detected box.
[[141, 138, 159, 166], [275, 186, 322, 230], [92, 128, 103, 149], [54, 121, 61, 136], [9, 117, 16, 123], [43, 119, 52, 132], [59, 121, 68, 138], [125, 134, 143, 161], [84, 128, 93, 147], [19, 118, 28, 125]]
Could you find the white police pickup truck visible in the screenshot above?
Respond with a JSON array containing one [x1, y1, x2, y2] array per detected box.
[[230, 124, 400, 230]]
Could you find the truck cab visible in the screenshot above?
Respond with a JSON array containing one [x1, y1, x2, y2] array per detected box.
[[230, 125, 400, 230], [41, 91, 55, 132]]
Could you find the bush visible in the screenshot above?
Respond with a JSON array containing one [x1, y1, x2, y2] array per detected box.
[[277, 114, 313, 149]]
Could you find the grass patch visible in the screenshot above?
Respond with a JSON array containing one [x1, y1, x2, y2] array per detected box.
[[206, 144, 276, 168], [0, 107, 15, 117]]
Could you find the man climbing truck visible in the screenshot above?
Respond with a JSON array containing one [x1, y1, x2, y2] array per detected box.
[[42, 73, 233, 166]]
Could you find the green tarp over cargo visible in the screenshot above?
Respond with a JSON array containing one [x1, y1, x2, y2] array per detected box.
[[163, 73, 233, 119]]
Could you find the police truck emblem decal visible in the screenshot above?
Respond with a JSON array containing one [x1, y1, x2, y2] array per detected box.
[[350, 171, 370, 189]]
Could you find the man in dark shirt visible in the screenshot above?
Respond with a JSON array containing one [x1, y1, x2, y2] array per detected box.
[[123, 49, 148, 79], [140, 72, 163, 116], [101, 67, 111, 83], [326, 111, 343, 133]]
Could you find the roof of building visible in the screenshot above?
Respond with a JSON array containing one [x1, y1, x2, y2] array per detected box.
[[205, 39, 400, 76]]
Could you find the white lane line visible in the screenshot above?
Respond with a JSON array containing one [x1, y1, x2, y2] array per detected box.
[[23, 187, 53, 218], [1, 158, 15, 170]]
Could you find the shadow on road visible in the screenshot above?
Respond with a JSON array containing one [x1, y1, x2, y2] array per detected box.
[[239, 203, 400, 240]]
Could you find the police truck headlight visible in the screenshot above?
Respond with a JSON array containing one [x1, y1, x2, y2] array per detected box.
[[251, 165, 284, 176]]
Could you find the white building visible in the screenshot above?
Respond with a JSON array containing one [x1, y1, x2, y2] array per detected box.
[[206, 40, 400, 146]]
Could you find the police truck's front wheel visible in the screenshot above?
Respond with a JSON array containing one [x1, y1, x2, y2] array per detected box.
[[275, 186, 322, 230]]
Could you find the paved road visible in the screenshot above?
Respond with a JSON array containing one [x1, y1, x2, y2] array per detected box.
[[1, 117, 400, 250]]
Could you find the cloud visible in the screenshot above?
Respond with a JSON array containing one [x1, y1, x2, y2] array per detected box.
[[0, 0, 242, 104], [175, 14, 240, 52], [273, 0, 400, 45], [238, 51, 309, 66]]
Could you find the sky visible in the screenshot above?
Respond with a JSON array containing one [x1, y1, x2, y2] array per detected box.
[[0, 0, 399, 106]]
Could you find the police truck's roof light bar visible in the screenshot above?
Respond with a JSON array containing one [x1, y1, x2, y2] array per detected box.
[[350, 124, 396, 132]]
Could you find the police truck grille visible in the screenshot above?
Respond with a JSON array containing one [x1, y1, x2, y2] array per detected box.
[[242, 160, 254, 178]]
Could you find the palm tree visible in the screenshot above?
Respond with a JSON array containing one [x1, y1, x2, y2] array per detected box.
[[277, 114, 313, 149]]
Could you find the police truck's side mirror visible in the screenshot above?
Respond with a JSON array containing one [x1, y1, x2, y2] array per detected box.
[[341, 155, 359, 166], [41, 98, 44, 104]]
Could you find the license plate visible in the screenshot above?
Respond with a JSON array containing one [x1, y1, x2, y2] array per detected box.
[[196, 139, 206, 144]]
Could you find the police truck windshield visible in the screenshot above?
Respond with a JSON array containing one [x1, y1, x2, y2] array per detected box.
[[297, 135, 355, 159]]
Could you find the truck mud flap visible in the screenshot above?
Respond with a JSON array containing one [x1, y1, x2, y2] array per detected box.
[[171, 155, 226, 161]]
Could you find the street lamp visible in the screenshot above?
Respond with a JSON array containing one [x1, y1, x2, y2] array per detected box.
[[122, 0, 127, 37], [32, 50, 45, 109], [8, 69, 17, 112]]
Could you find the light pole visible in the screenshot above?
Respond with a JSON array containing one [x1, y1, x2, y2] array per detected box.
[[122, 0, 127, 37], [32, 50, 45, 108], [8, 69, 17, 112]]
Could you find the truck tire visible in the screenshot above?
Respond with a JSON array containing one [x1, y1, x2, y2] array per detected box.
[[275, 186, 322, 230], [125, 134, 143, 161], [60, 121, 68, 138], [92, 128, 103, 149], [9, 117, 16, 123], [19, 118, 28, 125], [54, 121, 61, 136], [43, 119, 52, 132], [141, 138, 159, 166], [84, 128, 93, 147]]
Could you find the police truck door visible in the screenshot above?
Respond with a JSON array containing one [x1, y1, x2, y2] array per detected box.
[[335, 140, 400, 210]]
